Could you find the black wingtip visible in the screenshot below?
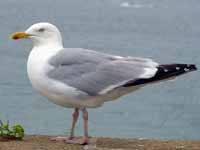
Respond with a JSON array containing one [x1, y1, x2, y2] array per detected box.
[[123, 63, 197, 87], [188, 64, 197, 71]]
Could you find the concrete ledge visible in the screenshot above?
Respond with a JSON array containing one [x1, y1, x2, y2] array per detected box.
[[0, 135, 200, 150]]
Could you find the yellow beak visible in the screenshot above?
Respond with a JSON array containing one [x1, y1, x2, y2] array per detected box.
[[11, 32, 31, 40]]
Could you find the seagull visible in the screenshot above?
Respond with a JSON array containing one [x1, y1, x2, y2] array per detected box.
[[11, 22, 197, 145]]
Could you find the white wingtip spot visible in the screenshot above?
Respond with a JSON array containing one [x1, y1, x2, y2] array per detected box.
[[184, 68, 190, 71], [176, 67, 180, 70]]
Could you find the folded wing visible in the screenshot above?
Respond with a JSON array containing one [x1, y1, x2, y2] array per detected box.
[[47, 48, 158, 96]]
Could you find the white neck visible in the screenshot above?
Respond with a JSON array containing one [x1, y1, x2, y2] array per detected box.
[[33, 42, 63, 51]]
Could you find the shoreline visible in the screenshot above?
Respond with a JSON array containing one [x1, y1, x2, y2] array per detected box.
[[1, 135, 200, 150]]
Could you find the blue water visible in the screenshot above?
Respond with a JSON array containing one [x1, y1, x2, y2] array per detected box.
[[0, 0, 200, 140]]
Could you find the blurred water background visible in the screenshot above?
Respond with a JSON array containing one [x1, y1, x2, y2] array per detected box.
[[0, 0, 199, 139]]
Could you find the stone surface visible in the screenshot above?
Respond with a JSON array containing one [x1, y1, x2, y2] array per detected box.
[[0, 135, 200, 150]]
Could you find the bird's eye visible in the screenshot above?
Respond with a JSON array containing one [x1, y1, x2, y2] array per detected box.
[[38, 28, 45, 32]]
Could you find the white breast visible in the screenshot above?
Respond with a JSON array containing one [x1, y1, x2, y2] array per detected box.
[[27, 47, 88, 108], [27, 48, 55, 94]]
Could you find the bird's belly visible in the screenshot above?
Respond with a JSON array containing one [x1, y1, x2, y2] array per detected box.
[[27, 69, 87, 108]]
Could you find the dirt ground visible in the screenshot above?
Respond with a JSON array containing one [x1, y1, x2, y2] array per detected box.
[[0, 135, 200, 150]]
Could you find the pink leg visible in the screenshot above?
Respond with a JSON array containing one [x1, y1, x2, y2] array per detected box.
[[65, 108, 89, 145], [50, 108, 79, 142], [82, 108, 89, 144], [69, 108, 79, 138]]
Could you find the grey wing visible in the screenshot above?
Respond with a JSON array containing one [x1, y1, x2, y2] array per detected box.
[[48, 48, 158, 96]]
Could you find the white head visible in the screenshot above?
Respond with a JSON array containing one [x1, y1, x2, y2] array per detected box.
[[12, 22, 63, 49]]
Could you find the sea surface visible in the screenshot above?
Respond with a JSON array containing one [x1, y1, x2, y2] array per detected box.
[[0, 0, 200, 140]]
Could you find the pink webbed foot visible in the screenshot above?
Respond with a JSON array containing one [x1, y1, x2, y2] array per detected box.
[[50, 136, 74, 142], [65, 137, 89, 145]]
